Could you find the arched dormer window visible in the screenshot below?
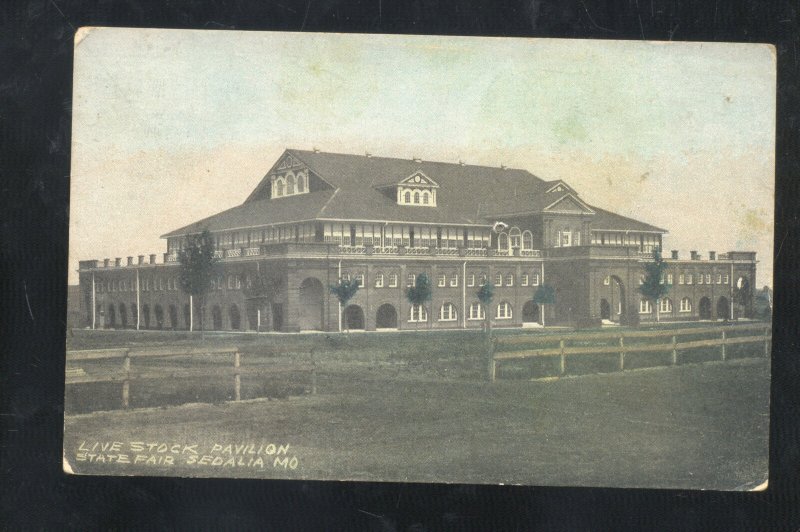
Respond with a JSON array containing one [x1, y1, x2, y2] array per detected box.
[[286, 174, 295, 195], [296, 172, 305, 193], [522, 230, 533, 250], [422, 191, 429, 205], [404, 191, 411, 203], [509, 227, 521, 249], [413, 191, 420, 204]]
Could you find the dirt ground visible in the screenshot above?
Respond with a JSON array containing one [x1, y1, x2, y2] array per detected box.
[[64, 356, 769, 490]]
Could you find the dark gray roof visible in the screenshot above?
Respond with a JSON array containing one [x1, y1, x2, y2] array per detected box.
[[163, 149, 667, 237], [589, 206, 667, 233]]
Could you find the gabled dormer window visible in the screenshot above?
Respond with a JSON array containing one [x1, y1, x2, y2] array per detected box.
[[272, 170, 309, 199], [396, 171, 439, 207]]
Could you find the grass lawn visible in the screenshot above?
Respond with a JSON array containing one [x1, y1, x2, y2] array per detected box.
[[64, 356, 769, 490]]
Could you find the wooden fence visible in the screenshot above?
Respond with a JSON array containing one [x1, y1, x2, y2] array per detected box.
[[65, 345, 317, 409], [488, 323, 771, 382]]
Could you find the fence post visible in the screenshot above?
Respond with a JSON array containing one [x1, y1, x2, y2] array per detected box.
[[121, 350, 131, 409], [310, 347, 317, 395], [671, 335, 677, 366], [233, 350, 241, 401], [559, 338, 566, 375], [721, 330, 726, 361], [618, 336, 625, 371], [764, 326, 770, 357], [487, 336, 497, 383]]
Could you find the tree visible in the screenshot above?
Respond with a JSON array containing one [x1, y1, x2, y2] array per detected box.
[[732, 276, 752, 319], [638, 248, 670, 323], [329, 278, 361, 332], [533, 284, 556, 327], [406, 272, 433, 328], [476, 279, 494, 335], [178, 229, 218, 339]]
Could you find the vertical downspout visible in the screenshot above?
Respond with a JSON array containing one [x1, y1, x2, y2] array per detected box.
[[462, 260, 467, 328], [730, 261, 734, 319], [91, 271, 96, 330], [136, 268, 141, 330], [540, 260, 546, 326], [338, 259, 342, 332]]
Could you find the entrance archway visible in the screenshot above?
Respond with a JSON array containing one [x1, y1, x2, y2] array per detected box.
[[229, 304, 241, 330], [607, 275, 626, 323], [298, 277, 324, 330], [212, 305, 222, 330], [376, 304, 398, 329], [118, 304, 127, 328], [154, 304, 164, 329], [168, 305, 178, 329], [107, 304, 116, 328], [699, 297, 712, 320], [142, 304, 150, 329], [600, 298, 611, 320], [344, 304, 365, 330], [522, 300, 540, 323], [717, 297, 730, 321]]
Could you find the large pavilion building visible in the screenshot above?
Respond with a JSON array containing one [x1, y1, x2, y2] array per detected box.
[[77, 149, 757, 332]]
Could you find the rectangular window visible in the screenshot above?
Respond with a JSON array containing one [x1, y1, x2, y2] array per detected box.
[[407, 273, 416, 287], [574, 231, 581, 246], [449, 274, 458, 287], [532, 273, 540, 286], [679, 274, 684, 285], [706, 274, 711, 284], [521, 274, 529, 286], [505, 274, 514, 286], [409, 304, 427, 322], [494, 273, 503, 287], [717, 274, 722, 284], [687, 274, 693, 285], [659, 299, 672, 313], [468, 274, 475, 287], [698, 274, 704, 285], [496, 302, 512, 319], [724, 274, 730, 284], [375, 274, 384, 288], [667, 274, 673, 285], [469, 303, 485, 321], [341, 273, 350, 282], [639, 299, 652, 314], [562, 231, 571, 247], [437, 274, 446, 287], [355, 274, 364, 287], [389, 273, 398, 288]]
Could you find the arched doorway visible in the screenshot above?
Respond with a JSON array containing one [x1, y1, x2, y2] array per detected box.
[[229, 304, 241, 330], [605, 275, 626, 323], [699, 297, 712, 320], [107, 304, 116, 328], [118, 304, 127, 328], [717, 297, 730, 321], [344, 304, 365, 330], [154, 304, 164, 329], [522, 300, 540, 323], [212, 305, 222, 330], [298, 277, 324, 330], [376, 304, 398, 329], [142, 304, 150, 329], [168, 305, 178, 329], [600, 298, 611, 320]]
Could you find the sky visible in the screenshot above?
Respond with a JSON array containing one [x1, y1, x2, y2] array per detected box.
[[69, 28, 775, 286]]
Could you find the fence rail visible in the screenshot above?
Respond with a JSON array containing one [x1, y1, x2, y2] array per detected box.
[[489, 324, 771, 382], [66, 346, 317, 409]]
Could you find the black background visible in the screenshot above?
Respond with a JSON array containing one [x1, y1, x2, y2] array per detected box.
[[1, 0, 798, 529]]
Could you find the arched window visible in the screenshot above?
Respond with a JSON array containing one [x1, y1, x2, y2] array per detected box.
[[498, 232, 509, 250], [439, 303, 457, 321], [509, 227, 521, 249], [404, 191, 411, 203], [422, 191, 429, 204], [413, 191, 420, 204], [680, 297, 692, 312], [660, 298, 673, 313], [496, 301, 513, 319], [469, 302, 485, 320], [296, 172, 305, 192], [639, 299, 652, 314], [522, 230, 533, 250], [409, 304, 427, 322], [276, 178, 285, 197], [374, 272, 384, 288], [388, 273, 398, 287], [286, 174, 295, 195]]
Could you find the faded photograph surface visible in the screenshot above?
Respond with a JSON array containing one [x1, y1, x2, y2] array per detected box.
[[65, 28, 774, 489]]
